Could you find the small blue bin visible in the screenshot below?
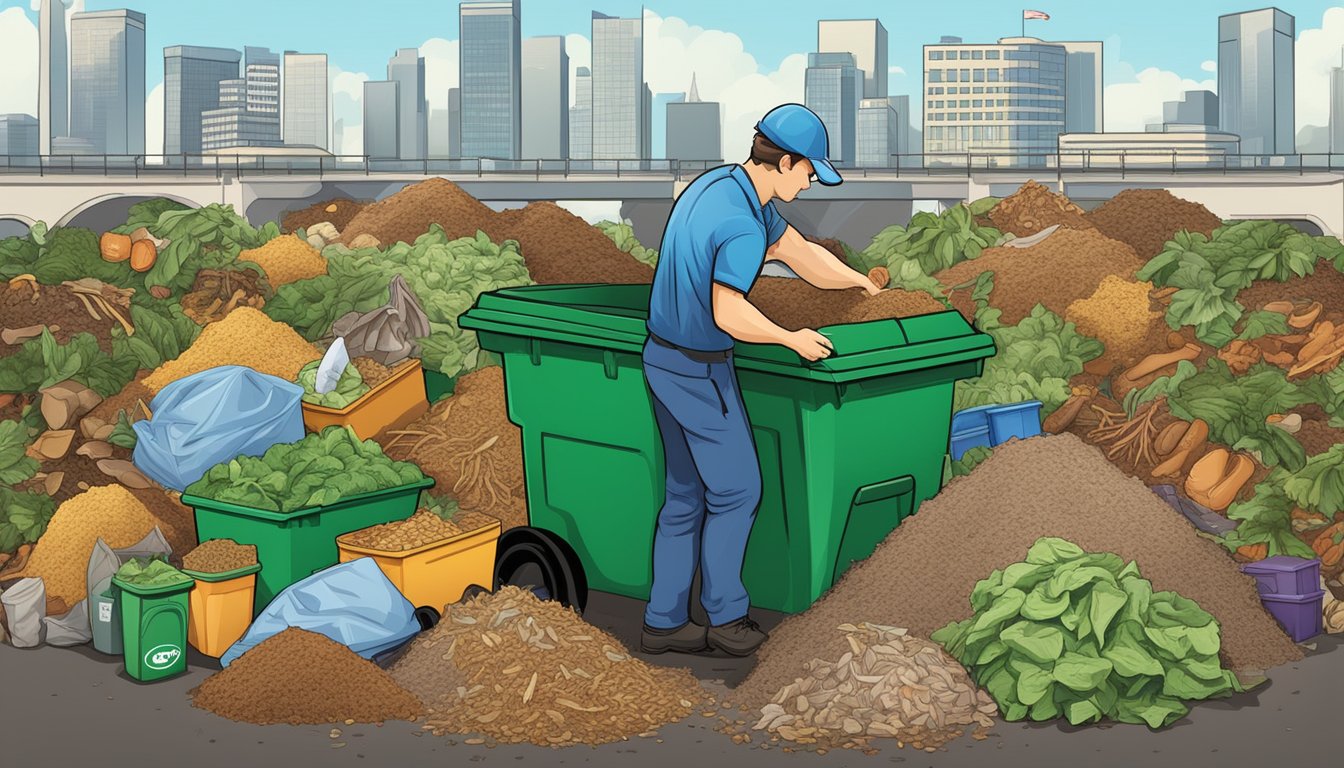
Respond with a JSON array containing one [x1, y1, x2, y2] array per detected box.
[[949, 405, 995, 460], [988, 401, 1043, 443]]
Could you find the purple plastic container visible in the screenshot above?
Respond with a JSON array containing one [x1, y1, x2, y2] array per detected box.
[[1240, 556, 1321, 597], [1259, 590, 1325, 642]]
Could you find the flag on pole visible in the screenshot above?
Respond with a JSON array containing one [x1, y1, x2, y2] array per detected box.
[[1023, 10, 1050, 20]]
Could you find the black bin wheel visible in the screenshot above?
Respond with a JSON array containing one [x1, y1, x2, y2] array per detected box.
[[493, 526, 588, 614], [413, 605, 440, 631]]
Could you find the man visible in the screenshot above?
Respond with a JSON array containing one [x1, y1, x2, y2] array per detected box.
[[640, 104, 882, 657]]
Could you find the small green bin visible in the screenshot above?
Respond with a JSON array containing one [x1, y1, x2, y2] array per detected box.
[[111, 576, 193, 682], [182, 477, 433, 615], [423, 369, 455, 403], [460, 283, 996, 613]]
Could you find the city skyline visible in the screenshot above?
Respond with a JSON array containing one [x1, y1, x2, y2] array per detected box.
[[0, 2, 1339, 160]]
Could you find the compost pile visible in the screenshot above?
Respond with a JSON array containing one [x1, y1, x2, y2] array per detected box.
[[733, 434, 1301, 711], [744, 623, 995, 754], [390, 586, 706, 747], [386, 367, 526, 531], [352, 356, 394, 388], [1237, 268, 1344, 320], [337, 178, 499, 248], [181, 538, 257, 573], [191, 628, 422, 725], [141, 308, 320, 393], [1064, 275, 1166, 367], [937, 228, 1145, 324], [179, 268, 267, 325], [987, 180, 1093, 237], [282, 198, 367, 235], [748, 277, 947, 330], [1086, 189, 1223, 259], [340, 508, 497, 552], [1, 281, 125, 353], [237, 234, 327, 287]]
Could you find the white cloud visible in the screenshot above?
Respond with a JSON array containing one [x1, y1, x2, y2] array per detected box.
[[419, 37, 459, 112], [1200, 60, 1216, 73], [330, 65, 370, 156], [0, 7, 38, 116], [145, 82, 162, 155], [1104, 67, 1216, 132], [1295, 7, 1344, 131], [565, 33, 590, 108], [889, 66, 906, 76]]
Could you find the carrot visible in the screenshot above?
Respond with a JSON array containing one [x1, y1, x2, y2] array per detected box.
[[1313, 523, 1344, 556], [1120, 344, 1201, 383], [100, 232, 132, 262], [129, 240, 157, 273], [1237, 543, 1268, 561]]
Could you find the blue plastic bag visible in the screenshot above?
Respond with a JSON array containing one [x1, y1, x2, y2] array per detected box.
[[131, 366, 305, 491], [219, 558, 419, 667]]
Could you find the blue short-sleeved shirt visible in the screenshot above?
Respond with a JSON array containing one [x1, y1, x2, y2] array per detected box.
[[647, 165, 789, 352]]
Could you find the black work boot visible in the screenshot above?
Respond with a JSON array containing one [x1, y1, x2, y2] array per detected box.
[[706, 615, 768, 657], [640, 621, 708, 654]]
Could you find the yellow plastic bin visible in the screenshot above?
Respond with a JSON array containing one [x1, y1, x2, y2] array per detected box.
[[182, 563, 261, 657], [302, 359, 430, 441], [337, 518, 502, 611]]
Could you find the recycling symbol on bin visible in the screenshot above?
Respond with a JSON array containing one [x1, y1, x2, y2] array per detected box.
[[145, 644, 182, 670]]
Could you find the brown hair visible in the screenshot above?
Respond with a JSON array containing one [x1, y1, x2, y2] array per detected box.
[[747, 132, 801, 171]]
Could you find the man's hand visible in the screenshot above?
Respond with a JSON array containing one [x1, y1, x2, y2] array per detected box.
[[786, 329, 834, 361]]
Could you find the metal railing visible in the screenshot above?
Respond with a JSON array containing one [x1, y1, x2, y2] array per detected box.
[[0, 151, 1340, 180]]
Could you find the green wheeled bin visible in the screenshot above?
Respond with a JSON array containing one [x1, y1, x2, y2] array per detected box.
[[459, 283, 996, 614], [111, 576, 193, 682]]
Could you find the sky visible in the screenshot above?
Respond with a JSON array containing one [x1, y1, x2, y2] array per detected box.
[[1, 0, 1342, 157]]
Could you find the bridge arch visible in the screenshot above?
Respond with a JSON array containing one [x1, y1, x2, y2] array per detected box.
[[0, 213, 36, 239], [56, 193, 204, 231]]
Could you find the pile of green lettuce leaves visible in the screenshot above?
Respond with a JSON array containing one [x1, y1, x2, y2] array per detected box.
[[933, 537, 1243, 730], [295, 360, 370, 409], [114, 556, 192, 588], [596, 220, 658, 267]]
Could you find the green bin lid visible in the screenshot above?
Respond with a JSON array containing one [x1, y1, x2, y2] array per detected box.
[[459, 283, 996, 383]]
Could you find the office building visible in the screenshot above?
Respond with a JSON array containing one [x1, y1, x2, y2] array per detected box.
[[856, 98, 899, 167], [428, 108, 449, 157], [1058, 130, 1240, 167], [818, 19, 887, 99], [282, 52, 328, 150], [592, 11, 645, 159], [387, 48, 427, 160], [570, 66, 593, 160], [805, 52, 863, 166], [448, 87, 462, 157], [1160, 90, 1219, 131], [666, 75, 720, 162], [38, 0, 68, 156], [0, 115, 40, 158], [362, 80, 400, 159], [922, 36, 1068, 166], [1055, 41, 1103, 133], [1218, 8, 1295, 155], [522, 36, 569, 159], [642, 82, 652, 161], [69, 9, 146, 155], [1332, 54, 1344, 153], [164, 45, 240, 156], [200, 47, 281, 151], [460, 0, 521, 159], [652, 92, 684, 158], [888, 94, 911, 157]]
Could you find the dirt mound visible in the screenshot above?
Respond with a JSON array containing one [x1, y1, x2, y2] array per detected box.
[[338, 178, 500, 248], [191, 628, 421, 725], [937, 228, 1144, 324], [748, 277, 949, 331], [281, 198, 368, 235], [391, 586, 706, 747], [1236, 267, 1344, 318], [141, 307, 321, 394], [1087, 189, 1224, 259], [385, 367, 526, 530], [732, 433, 1301, 708], [1, 282, 124, 355], [487, 202, 654, 285], [988, 180, 1093, 237]]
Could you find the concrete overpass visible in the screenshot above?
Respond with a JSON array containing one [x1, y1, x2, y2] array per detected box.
[[0, 160, 1340, 248]]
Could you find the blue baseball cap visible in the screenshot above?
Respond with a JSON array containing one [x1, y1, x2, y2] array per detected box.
[[755, 104, 843, 186]]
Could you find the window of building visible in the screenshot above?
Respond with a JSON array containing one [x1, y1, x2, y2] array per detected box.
[[960, 112, 971, 121], [986, 50, 1000, 59], [960, 87, 970, 94], [929, 70, 943, 83], [972, 99, 983, 107], [960, 68, 970, 81], [959, 99, 970, 108], [959, 50, 971, 60], [929, 50, 944, 60], [973, 69, 985, 82], [988, 70, 1000, 82]]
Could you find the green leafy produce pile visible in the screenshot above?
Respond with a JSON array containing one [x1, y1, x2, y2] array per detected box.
[[851, 199, 1001, 296], [0, 329, 138, 397], [0, 486, 56, 554], [596, 221, 658, 267], [954, 273, 1104, 417], [0, 419, 39, 486], [110, 198, 191, 235], [296, 360, 370, 409], [114, 556, 192, 588], [1137, 222, 1344, 346], [1223, 444, 1344, 558], [932, 537, 1242, 730], [266, 226, 532, 378], [184, 426, 426, 513], [110, 302, 202, 370], [145, 204, 280, 291]]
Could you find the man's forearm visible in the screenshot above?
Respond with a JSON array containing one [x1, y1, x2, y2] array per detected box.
[[787, 241, 874, 290], [712, 283, 793, 345]]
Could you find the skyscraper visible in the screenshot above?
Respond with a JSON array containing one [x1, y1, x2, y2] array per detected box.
[[460, 0, 521, 159], [521, 36, 569, 159], [38, 0, 68, 156], [363, 80, 400, 159], [164, 46, 240, 156], [651, 92, 684, 159], [805, 52, 863, 166], [642, 82, 652, 161], [1055, 41, 1103, 133], [856, 98, 898, 167], [666, 74, 721, 162], [818, 19, 888, 99], [200, 47, 282, 151], [1162, 90, 1219, 130], [428, 108, 450, 157], [69, 9, 146, 155], [387, 48, 427, 160], [887, 94, 911, 157], [1332, 52, 1344, 154], [1218, 8, 1295, 156], [0, 115, 40, 158], [448, 87, 462, 157], [591, 11, 644, 160], [282, 52, 328, 150], [570, 66, 593, 160]]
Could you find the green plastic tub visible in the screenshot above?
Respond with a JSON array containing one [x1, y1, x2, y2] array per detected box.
[[459, 283, 995, 613], [183, 477, 433, 615], [423, 369, 455, 403], [111, 576, 193, 682]]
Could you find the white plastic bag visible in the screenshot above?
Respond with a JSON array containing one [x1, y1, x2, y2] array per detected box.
[[85, 528, 173, 629], [315, 337, 350, 395], [44, 599, 91, 646], [1, 578, 47, 648]]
